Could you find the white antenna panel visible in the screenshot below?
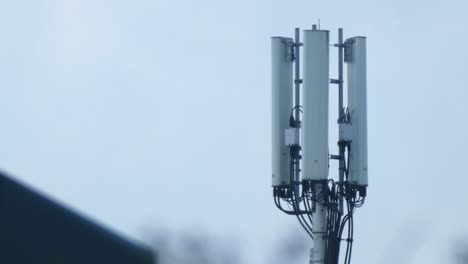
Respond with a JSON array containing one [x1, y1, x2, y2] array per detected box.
[[346, 37, 368, 187], [271, 37, 293, 187], [302, 29, 329, 181]]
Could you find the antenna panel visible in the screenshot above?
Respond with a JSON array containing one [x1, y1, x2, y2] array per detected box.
[[346, 37, 368, 186], [302, 30, 329, 181], [271, 37, 293, 187]]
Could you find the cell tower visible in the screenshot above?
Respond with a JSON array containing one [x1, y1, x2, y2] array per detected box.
[[271, 26, 367, 264]]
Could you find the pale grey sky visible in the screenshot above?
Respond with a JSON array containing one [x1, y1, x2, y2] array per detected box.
[[1, 0, 467, 263]]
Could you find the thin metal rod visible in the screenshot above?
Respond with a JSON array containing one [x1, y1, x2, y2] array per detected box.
[[294, 27, 301, 120], [338, 28, 344, 119], [294, 27, 301, 200], [338, 28, 345, 213]]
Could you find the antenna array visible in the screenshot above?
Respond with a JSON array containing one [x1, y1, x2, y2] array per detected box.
[[271, 26, 367, 264]]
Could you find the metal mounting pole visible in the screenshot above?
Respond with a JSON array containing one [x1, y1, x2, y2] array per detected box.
[[294, 27, 301, 198], [337, 28, 345, 213]]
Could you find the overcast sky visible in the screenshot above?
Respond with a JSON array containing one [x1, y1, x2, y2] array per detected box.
[[1, 0, 468, 263]]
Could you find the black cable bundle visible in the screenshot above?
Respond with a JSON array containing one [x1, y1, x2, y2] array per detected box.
[[273, 107, 365, 264]]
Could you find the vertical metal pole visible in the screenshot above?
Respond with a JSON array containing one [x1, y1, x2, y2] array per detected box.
[[294, 28, 301, 126], [338, 28, 345, 213], [294, 27, 301, 199]]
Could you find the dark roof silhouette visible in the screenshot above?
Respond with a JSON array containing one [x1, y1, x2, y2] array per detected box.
[[0, 171, 155, 264]]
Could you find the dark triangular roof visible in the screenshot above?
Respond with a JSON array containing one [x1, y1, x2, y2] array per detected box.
[[0, 171, 155, 264]]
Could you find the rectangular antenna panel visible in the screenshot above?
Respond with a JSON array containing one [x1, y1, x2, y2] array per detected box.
[[302, 29, 329, 181], [271, 37, 293, 187], [346, 37, 368, 186]]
